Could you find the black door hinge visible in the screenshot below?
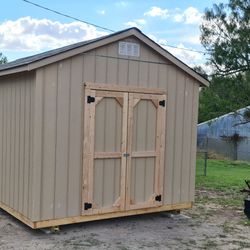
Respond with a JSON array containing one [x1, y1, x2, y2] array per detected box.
[[87, 96, 95, 103], [84, 202, 92, 210], [155, 195, 162, 202], [159, 100, 165, 107]]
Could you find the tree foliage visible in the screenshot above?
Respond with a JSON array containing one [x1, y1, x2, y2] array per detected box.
[[201, 0, 250, 75], [0, 53, 7, 64], [198, 72, 250, 123], [198, 0, 250, 123]]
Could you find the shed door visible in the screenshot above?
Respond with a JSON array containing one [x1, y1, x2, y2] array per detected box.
[[82, 89, 128, 214], [82, 88, 166, 215], [126, 93, 166, 210]]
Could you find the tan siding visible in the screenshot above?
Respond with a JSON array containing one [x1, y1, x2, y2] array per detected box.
[[180, 77, 193, 202], [0, 83, 3, 202], [95, 47, 107, 83], [31, 68, 44, 220], [0, 73, 35, 218], [54, 60, 71, 218], [163, 66, 176, 204], [33, 57, 84, 220], [106, 43, 118, 84], [138, 45, 149, 87], [172, 71, 186, 204], [67, 55, 83, 217], [189, 82, 199, 201], [41, 64, 58, 220]]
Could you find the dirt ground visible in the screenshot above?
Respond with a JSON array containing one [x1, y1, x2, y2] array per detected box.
[[0, 196, 250, 250]]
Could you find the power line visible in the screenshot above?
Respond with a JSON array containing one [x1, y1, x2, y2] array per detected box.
[[160, 43, 208, 54], [22, 0, 209, 55], [22, 0, 116, 33]]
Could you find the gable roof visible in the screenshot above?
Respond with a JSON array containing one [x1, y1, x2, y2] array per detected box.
[[0, 27, 209, 86]]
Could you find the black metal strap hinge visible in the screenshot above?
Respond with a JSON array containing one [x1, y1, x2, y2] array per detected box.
[[87, 96, 95, 103], [155, 195, 162, 202], [84, 202, 92, 210], [159, 100, 165, 107]]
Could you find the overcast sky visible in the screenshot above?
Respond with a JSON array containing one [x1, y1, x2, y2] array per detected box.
[[0, 0, 228, 69]]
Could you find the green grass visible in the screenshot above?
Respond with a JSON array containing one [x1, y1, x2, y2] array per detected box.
[[195, 158, 250, 206]]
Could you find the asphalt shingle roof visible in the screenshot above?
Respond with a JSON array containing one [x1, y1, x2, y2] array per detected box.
[[0, 28, 136, 72]]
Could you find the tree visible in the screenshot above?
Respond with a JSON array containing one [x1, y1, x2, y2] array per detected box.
[[198, 72, 250, 123], [200, 0, 250, 75], [198, 0, 250, 124], [0, 53, 7, 64]]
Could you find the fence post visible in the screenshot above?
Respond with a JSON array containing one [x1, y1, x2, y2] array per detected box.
[[204, 151, 207, 176]]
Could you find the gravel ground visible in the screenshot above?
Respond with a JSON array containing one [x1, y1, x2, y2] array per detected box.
[[0, 199, 249, 250]]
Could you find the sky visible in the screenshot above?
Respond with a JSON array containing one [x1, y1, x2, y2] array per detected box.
[[0, 0, 228, 70]]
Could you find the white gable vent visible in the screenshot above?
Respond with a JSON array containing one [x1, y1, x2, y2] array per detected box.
[[119, 42, 140, 57]]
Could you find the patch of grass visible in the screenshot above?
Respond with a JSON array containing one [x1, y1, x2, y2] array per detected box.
[[196, 158, 250, 191], [196, 158, 250, 206]]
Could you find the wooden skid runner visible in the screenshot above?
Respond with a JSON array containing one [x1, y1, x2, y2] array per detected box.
[[0, 201, 192, 229]]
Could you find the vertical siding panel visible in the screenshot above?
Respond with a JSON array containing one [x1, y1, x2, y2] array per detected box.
[[103, 100, 116, 206], [14, 81, 20, 210], [10, 81, 16, 208], [19, 79, 25, 212], [180, 77, 193, 202], [5, 83, 11, 205], [128, 59, 139, 86], [138, 45, 149, 87], [117, 57, 128, 86], [0, 82, 3, 201], [0, 83, 5, 201], [95, 47, 107, 83], [2, 84, 7, 202], [107, 43, 118, 84], [68, 55, 83, 217], [28, 79, 34, 218], [172, 70, 185, 204], [31, 69, 44, 221], [23, 75, 31, 215], [83, 52, 95, 83], [0, 73, 34, 218], [189, 83, 199, 201], [41, 64, 58, 220], [164, 66, 176, 204], [54, 59, 71, 218], [158, 64, 168, 89], [148, 59, 158, 88]]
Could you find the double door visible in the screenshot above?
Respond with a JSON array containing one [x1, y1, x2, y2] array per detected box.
[[82, 84, 166, 214]]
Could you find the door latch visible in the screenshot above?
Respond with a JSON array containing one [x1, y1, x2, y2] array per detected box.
[[123, 153, 130, 157]]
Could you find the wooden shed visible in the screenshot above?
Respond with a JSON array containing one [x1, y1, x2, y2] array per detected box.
[[0, 27, 209, 229]]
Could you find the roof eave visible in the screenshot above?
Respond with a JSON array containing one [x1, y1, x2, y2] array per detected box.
[[0, 65, 29, 76]]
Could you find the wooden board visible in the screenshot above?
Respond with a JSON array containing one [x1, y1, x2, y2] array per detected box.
[[85, 82, 166, 95], [0, 201, 192, 229]]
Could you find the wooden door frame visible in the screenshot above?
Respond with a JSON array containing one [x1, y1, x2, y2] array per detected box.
[[82, 82, 167, 214]]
